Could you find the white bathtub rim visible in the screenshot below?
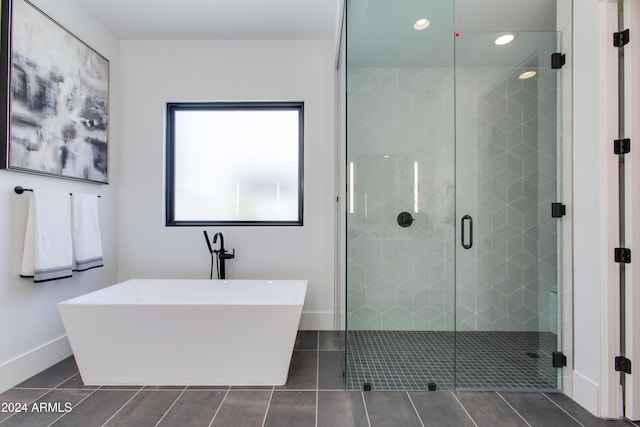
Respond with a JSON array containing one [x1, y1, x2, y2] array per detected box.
[[58, 278, 308, 306]]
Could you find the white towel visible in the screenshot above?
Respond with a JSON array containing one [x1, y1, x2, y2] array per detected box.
[[21, 190, 73, 282], [71, 193, 104, 271]]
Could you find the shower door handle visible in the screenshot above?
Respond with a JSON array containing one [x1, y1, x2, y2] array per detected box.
[[461, 215, 473, 249]]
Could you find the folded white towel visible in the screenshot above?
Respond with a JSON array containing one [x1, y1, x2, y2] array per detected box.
[[71, 193, 104, 271], [21, 190, 73, 282]]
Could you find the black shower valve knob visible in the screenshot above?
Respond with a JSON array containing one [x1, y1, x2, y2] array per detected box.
[[397, 211, 414, 228]]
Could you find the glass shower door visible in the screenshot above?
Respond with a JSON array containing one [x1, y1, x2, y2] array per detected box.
[[344, 0, 563, 392], [454, 31, 562, 389], [345, 0, 457, 391]]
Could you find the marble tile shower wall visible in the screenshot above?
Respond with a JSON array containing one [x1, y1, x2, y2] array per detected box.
[[347, 67, 558, 334]]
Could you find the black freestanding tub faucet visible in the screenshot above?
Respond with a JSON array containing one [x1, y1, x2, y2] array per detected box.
[[203, 231, 235, 279]]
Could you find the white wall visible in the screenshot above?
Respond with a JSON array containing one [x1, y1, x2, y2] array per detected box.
[[625, 0, 640, 418], [557, 0, 574, 399], [572, 0, 622, 418], [0, 0, 120, 393], [117, 40, 336, 329]]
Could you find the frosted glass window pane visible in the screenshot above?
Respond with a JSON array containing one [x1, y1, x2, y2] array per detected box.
[[166, 102, 303, 225]]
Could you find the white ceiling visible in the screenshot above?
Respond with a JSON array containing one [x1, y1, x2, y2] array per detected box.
[[455, 0, 556, 33], [71, 0, 558, 69], [72, 0, 555, 42], [347, 0, 558, 67], [73, 0, 342, 40]]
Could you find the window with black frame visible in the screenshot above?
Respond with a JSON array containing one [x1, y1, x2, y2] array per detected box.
[[165, 101, 304, 226]]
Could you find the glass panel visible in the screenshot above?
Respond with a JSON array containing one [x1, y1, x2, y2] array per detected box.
[[344, 0, 562, 392], [345, 0, 456, 391], [166, 102, 303, 226], [454, 31, 561, 389]]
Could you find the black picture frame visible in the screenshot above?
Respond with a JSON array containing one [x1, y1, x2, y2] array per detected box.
[[0, 0, 110, 183]]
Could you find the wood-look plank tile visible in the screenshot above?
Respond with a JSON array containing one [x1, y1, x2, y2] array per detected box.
[[295, 330, 318, 350], [0, 388, 50, 422], [410, 391, 476, 427], [318, 350, 345, 390], [277, 351, 317, 390], [16, 357, 78, 389], [157, 390, 225, 426], [500, 392, 581, 427], [456, 391, 528, 427], [319, 331, 345, 350], [210, 390, 271, 427], [50, 389, 137, 427], [103, 390, 181, 426], [56, 374, 99, 390], [264, 391, 316, 427], [318, 391, 368, 427], [364, 392, 422, 427], [544, 393, 632, 427], [1, 389, 91, 427]]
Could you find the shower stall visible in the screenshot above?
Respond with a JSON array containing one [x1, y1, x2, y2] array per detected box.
[[342, 0, 564, 391]]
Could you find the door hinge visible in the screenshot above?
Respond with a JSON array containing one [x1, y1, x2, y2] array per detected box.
[[615, 356, 632, 374], [551, 202, 566, 218], [552, 351, 567, 368], [614, 29, 630, 47], [615, 248, 631, 264], [551, 53, 565, 69], [614, 138, 631, 155]]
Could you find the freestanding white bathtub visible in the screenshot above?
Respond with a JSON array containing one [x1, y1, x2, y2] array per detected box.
[[58, 279, 307, 386]]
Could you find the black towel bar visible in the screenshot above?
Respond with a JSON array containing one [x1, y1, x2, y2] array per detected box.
[[14, 186, 101, 197], [14, 186, 32, 194]]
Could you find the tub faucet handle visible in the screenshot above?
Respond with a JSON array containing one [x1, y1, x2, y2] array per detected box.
[[220, 248, 235, 260]]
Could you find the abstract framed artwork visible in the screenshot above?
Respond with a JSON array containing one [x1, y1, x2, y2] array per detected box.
[[0, 0, 109, 183]]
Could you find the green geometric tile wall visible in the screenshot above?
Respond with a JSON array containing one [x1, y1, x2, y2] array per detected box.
[[455, 67, 558, 333], [347, 66, 558, 333]]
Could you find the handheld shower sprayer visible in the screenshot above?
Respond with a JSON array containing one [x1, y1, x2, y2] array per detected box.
[[203, 230, 215, 279]]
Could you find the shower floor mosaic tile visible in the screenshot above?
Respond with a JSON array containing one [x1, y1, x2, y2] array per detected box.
[[346, 330, 558, 391]]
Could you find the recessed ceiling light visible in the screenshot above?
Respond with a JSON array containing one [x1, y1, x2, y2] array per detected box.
[[519, 70, 537, 79], [495, 33, 516, 45], [413, 18, 430, 31]]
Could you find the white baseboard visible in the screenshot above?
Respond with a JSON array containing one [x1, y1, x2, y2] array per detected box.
[[562, 373, 573, 398], [0, 336, 72, 394], [572, 370, 600, 417], [299, 311, 334, 330]]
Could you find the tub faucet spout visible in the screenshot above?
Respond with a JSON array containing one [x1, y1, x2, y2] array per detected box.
[[207, 231, 235, 279], [213, 232, 224, 252]]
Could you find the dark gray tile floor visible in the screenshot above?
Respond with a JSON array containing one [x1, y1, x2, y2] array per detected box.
[[0, 331, 636, 427]]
